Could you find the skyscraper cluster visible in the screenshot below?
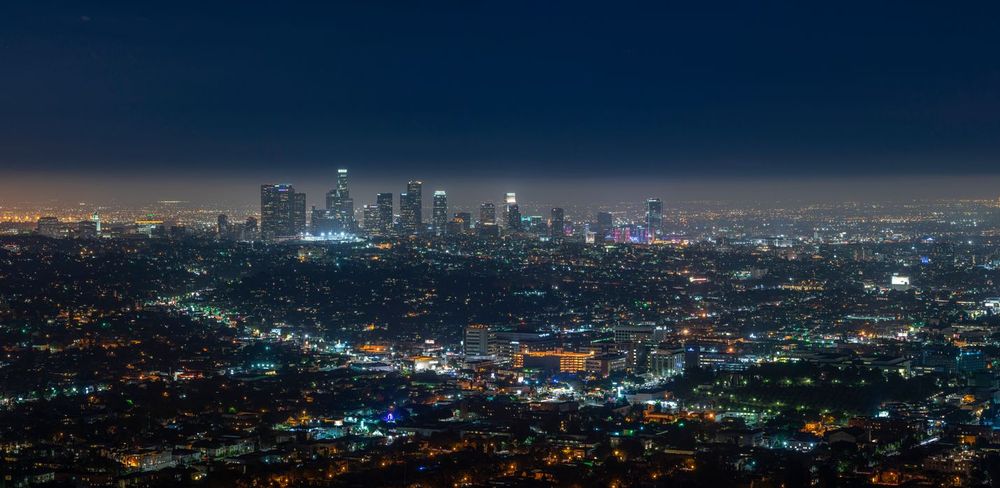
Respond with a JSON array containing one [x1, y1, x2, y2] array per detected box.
[[260, 184, 306, 239], [399, 181, 423, 235], [258, 169, 663, 242]]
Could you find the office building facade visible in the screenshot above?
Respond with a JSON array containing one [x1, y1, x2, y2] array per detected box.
[[261, 184, 306, 239]]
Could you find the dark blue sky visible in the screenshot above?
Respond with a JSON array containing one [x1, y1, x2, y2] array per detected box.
[[2, 1, 1000, 187]]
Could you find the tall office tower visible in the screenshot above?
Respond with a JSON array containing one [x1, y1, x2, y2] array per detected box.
[[261, 184, 307, 239], [217, 214, 229, 239], [400, 180, 423, 235], [447, 213, 470, 236], [594, 211, 613, 240], [91, 212, 101, 235], [550, 207, 565, 239], [432, 190, 448, 236], [399, 192, 409, 232], [341, 198, 354, 232], [503, 192, 521, 231], [324, 168, 354, 231], [245, 217, 258, 240], [528, 216, 546, 237], [645, 198, 663, 240], [455, 212, 472, 232], [509, 206, 522, 231], [336, 167, 349, 197], [479, 202, 496, 226], [376, 192, 394, 235], [362, 204, 379, 233], [292, 192, 307, 235], [311, 206, 335, 235]]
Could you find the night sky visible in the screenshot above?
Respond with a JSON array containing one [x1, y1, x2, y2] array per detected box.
[[2, 1, 1000, 203]]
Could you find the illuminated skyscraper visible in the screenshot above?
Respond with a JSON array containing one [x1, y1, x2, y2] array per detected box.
[[261, 184, 306, 239], [479, 202, 496, 226], [432, 190, 448, 236], [594, 211, 613, 240], [528, 215, 546, 237], [400, 181, 423, 235], [336, 168, 348, 194], [324, 168, 354, 231], [245, 217, 258, 240], [292, 193, 307, 235], [645, 198, 663, 240], [550, 207, 565, 239], [311, 206, 334, 235], [454, 212, 472, 233], [217, 214, 229, 239], [362, 204, 379, 233], [376, 192, 394, 235], [504, 193, 521, 231]]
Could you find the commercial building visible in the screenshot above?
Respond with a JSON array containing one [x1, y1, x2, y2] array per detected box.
[[646, 198, 662, 240], [261, 184, 306, 239], [432, 190, 448, 236], [400, 181, 423, 235]]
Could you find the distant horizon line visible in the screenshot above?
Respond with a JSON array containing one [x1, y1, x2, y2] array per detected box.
[[2, 173, 1000, 207]]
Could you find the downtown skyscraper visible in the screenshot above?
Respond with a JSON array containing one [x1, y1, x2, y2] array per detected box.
[[432, 190, 448, 236], [504, 192, 521, 231], [479, 202, 496, 226], [400, 181, 423, 235], [362, 204, 378, 234], [550, 207, 565, 239], [375, 192, 394, 235], [260, 184, 306, 239], [646, 198, 663, 240], [324, 168, 354, 231]]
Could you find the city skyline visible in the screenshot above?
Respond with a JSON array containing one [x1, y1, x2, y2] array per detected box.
[[4, 3, 1000, 485]]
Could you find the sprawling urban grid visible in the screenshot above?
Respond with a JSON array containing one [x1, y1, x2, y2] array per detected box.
[[2, 170, 1000, 487]]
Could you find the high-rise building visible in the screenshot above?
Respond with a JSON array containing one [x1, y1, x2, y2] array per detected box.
[[550, 207, 565, 239], [400, 181, 423, 235], [324, 169, 354, 231], [445, 217, 464, 236], [504, 193, 521, 231], [376, 192, 394, 235], [432, 190, 448, 236], [261, 184, 306, 239], [454, 212, 472, 232], [649, 348, 685, 378], [523, 215, 542, 237], [479, 223, 500, 238], [479, 202, 496, 226], [217, 214, 229, 239], [362, 204, 379, 233], [645, 198, 663, 240], [245, 217, 258, 240], [464, 324, 493, 357], [91, 212, 101, 236], [292, 193, 306, 235], [594, 211, 613, 240], [311, 206, 335, 235], [336, 167, 349, 196]]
